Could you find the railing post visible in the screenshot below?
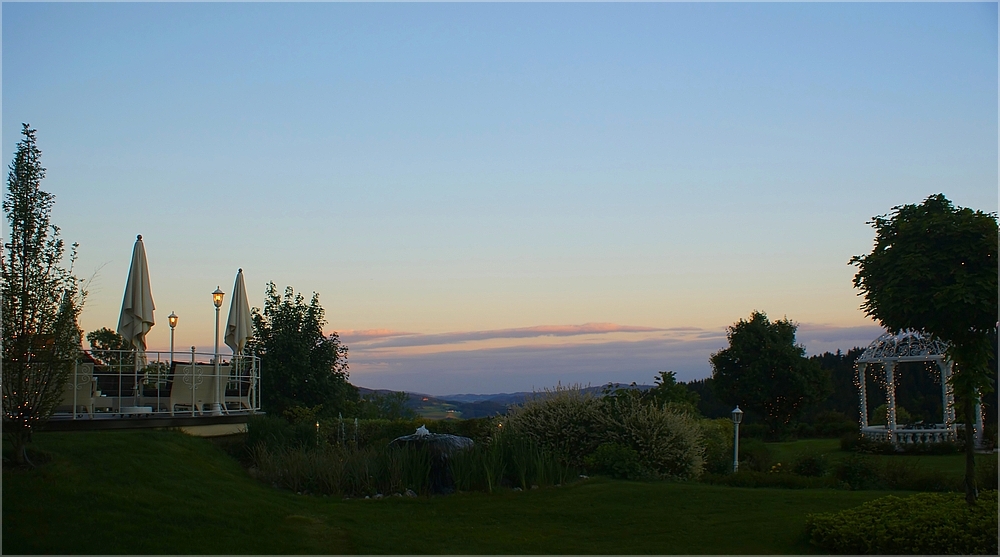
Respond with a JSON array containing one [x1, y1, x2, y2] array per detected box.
[[72, 360, 78, 420], [885, 361, 897, 444], [190, 346, 197, 417], [857, 362, 868, 429]]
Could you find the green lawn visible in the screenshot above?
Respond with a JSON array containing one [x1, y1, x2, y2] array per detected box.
[[1, 430, 922, 554]]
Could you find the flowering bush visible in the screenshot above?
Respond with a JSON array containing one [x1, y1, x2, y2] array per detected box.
[[504, 383, 604, 468], [596, 395, 704, 480], [505, 384, 705, 479]]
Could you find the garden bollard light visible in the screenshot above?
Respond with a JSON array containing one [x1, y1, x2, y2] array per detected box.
[[732, 405, 743, 473]]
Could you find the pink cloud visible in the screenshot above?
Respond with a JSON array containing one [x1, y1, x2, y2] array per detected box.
[[335, 329, 417, 342], [351, 322, 667, 349]]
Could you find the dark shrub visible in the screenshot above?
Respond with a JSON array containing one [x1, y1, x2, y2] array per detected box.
[[806, 491, 998, 555], [812, 411, 858, 438], [794, 422, 816, 439], [246, 414, 297, 453], [740, 423, 769, 440], [839, 431, 860, 451], [791, 453, 828, 477], [833, 453, 882, 490], [584, 443, 651, 480], [700, 418, 734, 475], [738, 438, 773, 472], [881, 458, 958, 492]]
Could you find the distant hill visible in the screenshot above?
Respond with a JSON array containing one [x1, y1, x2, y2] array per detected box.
[[356, 383, 652, 420]]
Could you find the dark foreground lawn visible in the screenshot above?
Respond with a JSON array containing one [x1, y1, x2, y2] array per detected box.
[[3, 430, 903, 554]]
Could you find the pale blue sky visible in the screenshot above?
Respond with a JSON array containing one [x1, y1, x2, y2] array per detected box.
[[3, 2, 997, 395]]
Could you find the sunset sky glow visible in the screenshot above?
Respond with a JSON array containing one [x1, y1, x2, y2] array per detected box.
[[3, 2, 996, 395]]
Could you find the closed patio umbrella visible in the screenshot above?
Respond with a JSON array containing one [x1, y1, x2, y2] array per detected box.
[[117, 235, 155, 406], [225, 268, 253, 355], [224, 268, 253, 410]]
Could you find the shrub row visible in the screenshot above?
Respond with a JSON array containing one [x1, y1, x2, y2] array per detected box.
[[805, 490, 998, 555], [503, 384, 705, 479]]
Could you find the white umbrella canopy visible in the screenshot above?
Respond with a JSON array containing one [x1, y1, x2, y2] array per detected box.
[[117, 234, 155, 406], [117, 234, 155, 353], [224, 268, 254, 413], [225, 268, 253, 355]]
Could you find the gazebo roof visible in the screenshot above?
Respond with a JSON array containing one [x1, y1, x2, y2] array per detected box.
[[857, 329, 950, 364]]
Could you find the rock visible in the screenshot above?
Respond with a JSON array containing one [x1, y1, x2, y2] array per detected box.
[[531, 485, 539, 490], [389, 428, 475, 494]]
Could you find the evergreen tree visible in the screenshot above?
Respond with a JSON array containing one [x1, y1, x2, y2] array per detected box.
[[2, 124, 85, 466]]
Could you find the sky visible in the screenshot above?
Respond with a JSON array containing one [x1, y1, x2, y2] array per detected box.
[[2, 2, 997, 396]]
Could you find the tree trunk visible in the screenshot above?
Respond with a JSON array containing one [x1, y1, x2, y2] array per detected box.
[[7, 431, 34, 468], [962, 398, 978, 505]]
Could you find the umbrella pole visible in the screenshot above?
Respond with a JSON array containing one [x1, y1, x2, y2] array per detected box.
[[134, 351, 140, 408]]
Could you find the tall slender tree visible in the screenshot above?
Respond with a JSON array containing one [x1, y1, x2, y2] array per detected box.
[[2, 124, 85, 466], [851, 193, 997, 504]]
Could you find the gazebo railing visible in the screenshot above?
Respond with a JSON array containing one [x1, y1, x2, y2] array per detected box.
[[861, 425, 957, 445], [56, 349, 260, 418]]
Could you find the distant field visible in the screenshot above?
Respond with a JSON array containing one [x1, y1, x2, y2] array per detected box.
[[2, 430, 908, 555]]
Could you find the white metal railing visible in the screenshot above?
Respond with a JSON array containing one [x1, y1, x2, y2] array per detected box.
[[861, 424, 957, 445], [56, 348, 260, 419]]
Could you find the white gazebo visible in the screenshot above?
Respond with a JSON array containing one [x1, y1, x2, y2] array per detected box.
[[856, 329, 983, 447]]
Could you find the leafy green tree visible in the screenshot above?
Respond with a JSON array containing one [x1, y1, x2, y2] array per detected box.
[[851, 193, 998, 504], [710, 311, 830, 436], [644, 371, 700, 414], [1, 124, 85, 466], [85, 327, 134, 368], [248, 282, 357, 419]]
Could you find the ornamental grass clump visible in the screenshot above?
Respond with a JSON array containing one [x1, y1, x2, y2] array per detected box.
[[805, 490, 998, 555], [248, 442, 433, 497]]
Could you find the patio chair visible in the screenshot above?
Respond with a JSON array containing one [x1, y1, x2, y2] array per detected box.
[[168, 362, 230, 416], [57, 362, 95, 418], [223, 363, 255, 412]]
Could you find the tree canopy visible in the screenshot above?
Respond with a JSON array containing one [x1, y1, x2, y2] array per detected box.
[[850, 193, 998, 504], [249, 282, 357, 419], [1, 124, 85, 466], [710, 311, 829, 435]]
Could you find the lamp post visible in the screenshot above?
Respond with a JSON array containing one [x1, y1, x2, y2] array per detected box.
[[732, 406, 744, 473], [212, 287, 225, 415], [168, 312, 178, 368]]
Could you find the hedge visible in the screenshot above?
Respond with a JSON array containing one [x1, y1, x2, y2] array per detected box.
[[805, 490, 998, 555]]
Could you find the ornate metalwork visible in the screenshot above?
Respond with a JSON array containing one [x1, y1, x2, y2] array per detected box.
[[857, 329, 950, 363]]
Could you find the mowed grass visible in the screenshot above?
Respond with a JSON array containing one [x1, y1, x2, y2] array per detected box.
[[4, 430, 907, 554]]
